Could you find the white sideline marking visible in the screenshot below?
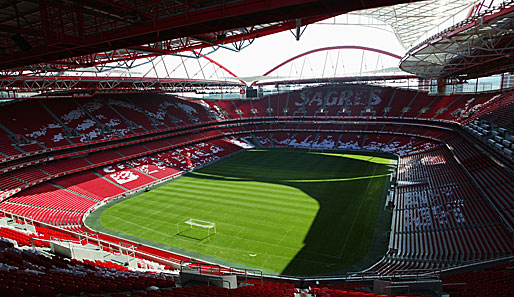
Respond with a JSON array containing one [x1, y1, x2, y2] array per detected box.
[[337, 163, 379, 259]]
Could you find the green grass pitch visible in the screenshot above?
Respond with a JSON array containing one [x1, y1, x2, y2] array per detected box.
[[94, 149, 395, 276]]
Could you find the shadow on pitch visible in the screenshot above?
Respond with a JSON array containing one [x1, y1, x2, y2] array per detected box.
[[174, 228, 212, 241]]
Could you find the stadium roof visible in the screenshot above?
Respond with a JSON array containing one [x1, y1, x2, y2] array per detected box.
[[400, 1, 514, 79], [3, 0, 513, 99], [351, 0, 478, 49], [0, 0, 419, 73]]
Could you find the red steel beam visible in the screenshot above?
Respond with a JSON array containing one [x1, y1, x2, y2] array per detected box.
[[263, 46, 402, 76], [249, 45, 402, 85], [255, 74, 416, 86], [0, 76, 243, 96]]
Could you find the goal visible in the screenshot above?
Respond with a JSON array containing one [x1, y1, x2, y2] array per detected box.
[[176, 219, 216, 240]]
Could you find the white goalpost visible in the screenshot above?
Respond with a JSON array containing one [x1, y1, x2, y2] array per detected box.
[[176, 218, 216, 239]]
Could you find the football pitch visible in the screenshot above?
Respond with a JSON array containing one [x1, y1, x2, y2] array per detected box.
[[88, 149, 396, 276]]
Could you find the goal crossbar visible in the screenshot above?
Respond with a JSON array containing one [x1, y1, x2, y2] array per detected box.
[[185, 219, 216, 230], [178, 219, 216, 237]]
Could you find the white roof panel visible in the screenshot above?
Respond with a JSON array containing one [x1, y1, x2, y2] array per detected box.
[[352, 0, 478, 49]]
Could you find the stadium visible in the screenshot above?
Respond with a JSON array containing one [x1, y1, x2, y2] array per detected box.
[[0, 0, 513, 296]]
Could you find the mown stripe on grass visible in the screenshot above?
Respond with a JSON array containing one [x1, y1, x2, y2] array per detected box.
[[95, 149, 394, 276]]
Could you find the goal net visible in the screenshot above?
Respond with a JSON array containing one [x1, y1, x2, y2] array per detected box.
[[176, 219, 216, 240]]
